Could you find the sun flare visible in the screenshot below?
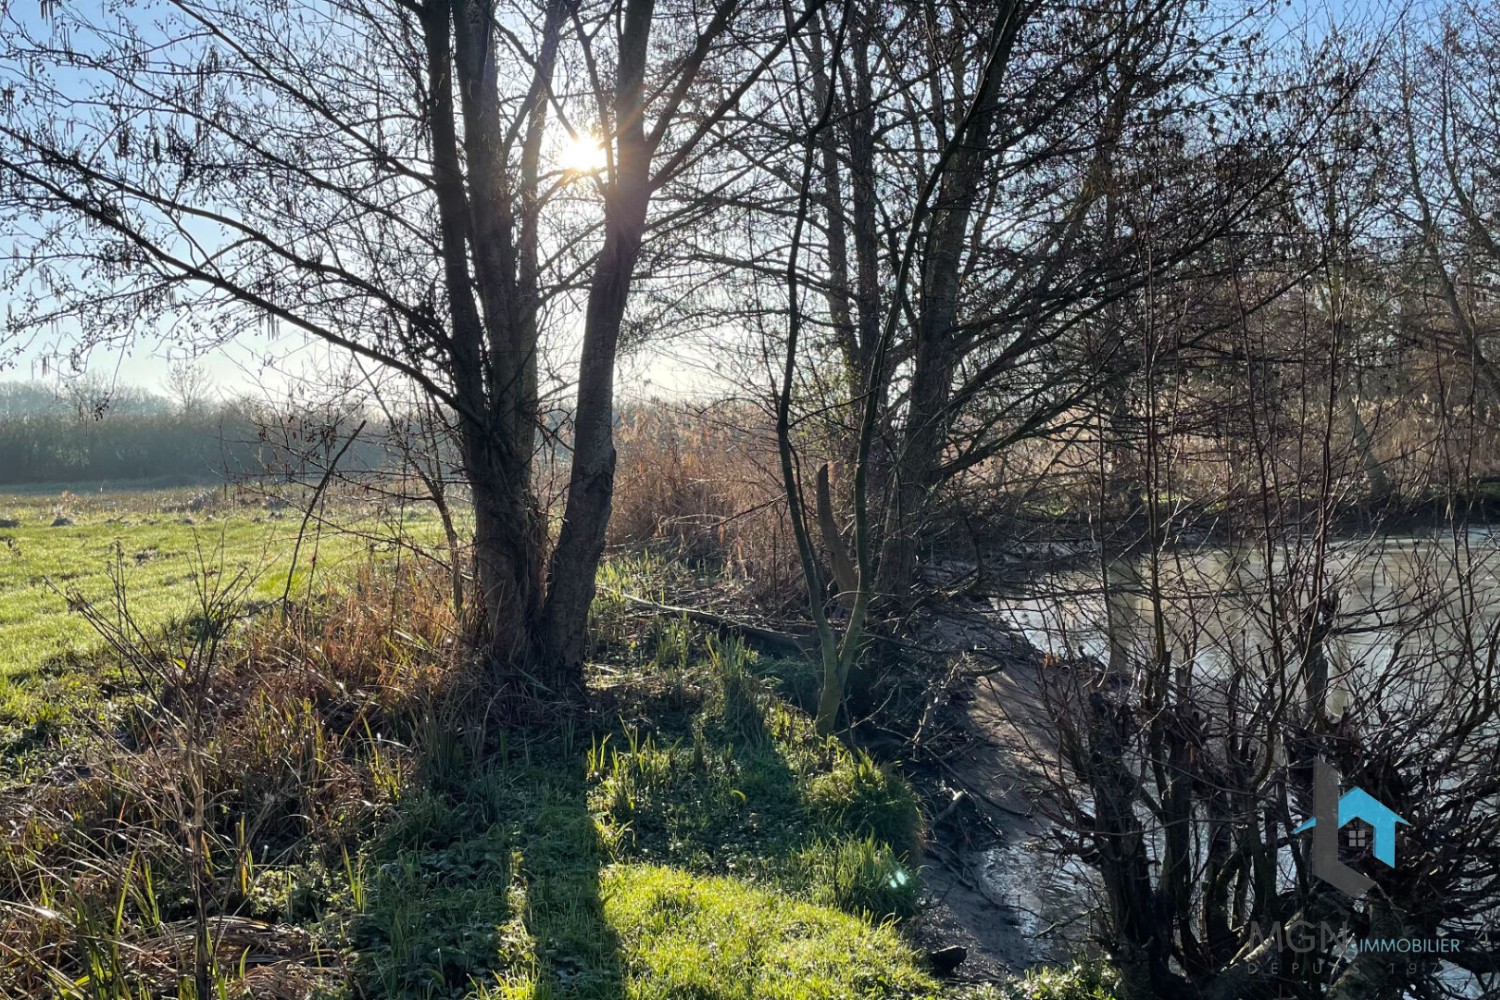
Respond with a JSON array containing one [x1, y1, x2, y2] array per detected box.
[[559, 132, 607, 174]]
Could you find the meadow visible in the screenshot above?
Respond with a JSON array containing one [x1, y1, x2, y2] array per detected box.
[[0, 487, 450, 723], [0, 486, 986, 1000], [0, 485, 1112, 1000]]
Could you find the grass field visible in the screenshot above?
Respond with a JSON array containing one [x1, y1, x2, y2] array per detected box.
[[0, 528, 966, 1000], [0, 487, 1116, 1000], [0, 486, 449, 723]]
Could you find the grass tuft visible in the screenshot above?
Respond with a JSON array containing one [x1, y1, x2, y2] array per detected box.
[[795, 834, 922, 922], [803, 751, 925, 862], [999, 962, 1122, 1000]]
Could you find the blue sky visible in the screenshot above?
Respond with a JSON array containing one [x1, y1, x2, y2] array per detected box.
[[0, 0, 1435, 401]]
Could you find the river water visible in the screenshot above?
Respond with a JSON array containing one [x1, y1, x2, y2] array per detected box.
[[981, 527, 1500, 995], [1003, 527, 1500, 701]]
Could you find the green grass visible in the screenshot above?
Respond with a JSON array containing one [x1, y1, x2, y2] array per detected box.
[[598, 864, 935, 1000], [0, 527, 994, 1000], [0, 486, 447, 722], [349, 635, 934, 1000], [354, 746, 935, 1000]]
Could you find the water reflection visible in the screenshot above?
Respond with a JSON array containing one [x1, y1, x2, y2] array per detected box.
[[1003, 528, 1500, 707], [980, 839, 1096, 963]]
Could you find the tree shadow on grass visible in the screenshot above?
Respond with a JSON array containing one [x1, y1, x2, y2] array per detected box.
[[353, 733, 623, 1000], [596, 661, 808, 876], [353, 645, 922, 999], [505, 745, 624, 999]]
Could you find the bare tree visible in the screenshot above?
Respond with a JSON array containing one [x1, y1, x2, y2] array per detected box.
[[0, 0, 821, 704], [724, 0, 1356, 726], [165, 360, 214, 417], [1391, 2, 1500, 410]]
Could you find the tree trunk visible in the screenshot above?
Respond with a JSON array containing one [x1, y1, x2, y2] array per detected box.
[[541, 192, 650, 680], [464, 427, 546, 671], [871, 168, 975, 599], [429, 0, 555, 688], [875, 315, 957, 599], [873, 3, 1020, 601], [540, 0, 655, 685]]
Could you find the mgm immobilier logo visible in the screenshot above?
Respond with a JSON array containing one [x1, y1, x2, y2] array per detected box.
[[1292, 760, 1410, 897]]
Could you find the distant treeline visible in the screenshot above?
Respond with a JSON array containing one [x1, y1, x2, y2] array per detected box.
[[0, 409, 262, 485], [0, 380, 714, 488], [0, 381, 396, 486]]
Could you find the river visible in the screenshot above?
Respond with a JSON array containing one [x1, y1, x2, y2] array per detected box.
[[974, 527, 1500, 996]]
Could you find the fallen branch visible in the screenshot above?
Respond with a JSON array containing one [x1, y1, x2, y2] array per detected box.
[[607, 591, 814, 657]]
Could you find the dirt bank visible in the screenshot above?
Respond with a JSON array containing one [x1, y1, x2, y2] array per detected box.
[[900, 598, 1098, 982]]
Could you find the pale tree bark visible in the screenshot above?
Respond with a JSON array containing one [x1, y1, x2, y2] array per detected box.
[[1399, 34, 1500, 405]]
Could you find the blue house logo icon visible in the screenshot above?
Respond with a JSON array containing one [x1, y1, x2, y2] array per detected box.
[[1294, 761, 1410, 896]]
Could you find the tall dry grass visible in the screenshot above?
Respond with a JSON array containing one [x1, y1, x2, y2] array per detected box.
[[610, 404, 808, 611], [0, 563, 477, 999]]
